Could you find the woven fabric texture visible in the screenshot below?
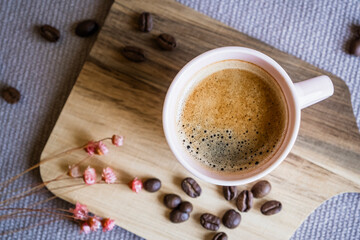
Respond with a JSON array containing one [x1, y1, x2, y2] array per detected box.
[[0, 0, 358, 239]]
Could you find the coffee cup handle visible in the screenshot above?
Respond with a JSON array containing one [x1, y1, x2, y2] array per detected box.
[[294, 75, 334, 109]]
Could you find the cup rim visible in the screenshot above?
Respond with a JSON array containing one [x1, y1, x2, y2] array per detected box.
[[163, 46, 301, 185]]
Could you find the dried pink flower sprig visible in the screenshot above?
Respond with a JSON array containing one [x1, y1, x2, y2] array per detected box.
[[0, 135, 123, 237], [66, 134, 124, 183], [112, 135, 124, 147], [85, 135, 124, 156], [80, 222, 91, 234], [68, 165, 82, 178], [85, 141, 109, 156], [88, 217, 101, 231], [79, 167, 117, 185], [71, 202, 89, 220], [102, 218, 116, 232], [70, 202, 115, 234], [102, 167, 117, 184], [83, 167, 97, 185], [129, 177, 143, 193], [0, 134, 124, 195], [72, 165, 144, 194]]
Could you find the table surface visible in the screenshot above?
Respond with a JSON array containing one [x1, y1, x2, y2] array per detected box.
[[0, 0, 359, 239]]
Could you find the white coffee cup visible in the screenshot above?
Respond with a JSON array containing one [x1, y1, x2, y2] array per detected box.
[[163, 47, 333, 186]]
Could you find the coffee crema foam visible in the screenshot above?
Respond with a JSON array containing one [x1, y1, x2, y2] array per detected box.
[[177, 60, 288, 174]]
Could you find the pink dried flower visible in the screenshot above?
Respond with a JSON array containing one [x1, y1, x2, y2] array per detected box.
[[102, 218, 115, 232], [129, 177, 143, 193], [95, 141, 109, 155], [88, 216, 101, 232], [102, 167, 117, 184], [84, 141, 96, 156], [68, 165, 82, 178], [112, 135, 124, 147], [80, 221, 91, 234], [70, 202, 88, 220], [83, 166, 96, 185]]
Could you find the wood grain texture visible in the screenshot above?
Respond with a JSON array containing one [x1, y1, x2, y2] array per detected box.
[[40, 0, 360, 239]]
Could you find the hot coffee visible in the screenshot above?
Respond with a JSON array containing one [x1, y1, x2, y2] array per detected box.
[[177, 60, 288, 174]]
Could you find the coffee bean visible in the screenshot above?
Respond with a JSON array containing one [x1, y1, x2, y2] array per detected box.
[[261, 200, 282, 215], [39, 25, 60, 42], [353, 25, 360, 37], [222, 209, 241, 229], [139, 12, 153, 32], [351, 39, 360, 56], [143, 178, 161, 192], [163, 194, 181, 209], [170, 209, 189, 223], [251, 180, 271, 198], [223, 186, 237, 200], [236, 190, 253, 212], [75, 20, 99, 37], [212, 232, 228, 240], [1, 87, 20, 104], [200, 213, 220, 231], [181, 177, 201, 198], [178, 201, 193, 213], [121, 46, 146, 62], [157, 33, 177, 50]]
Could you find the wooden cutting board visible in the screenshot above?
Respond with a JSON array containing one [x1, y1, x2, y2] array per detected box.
[[40, 0, 360, 239]]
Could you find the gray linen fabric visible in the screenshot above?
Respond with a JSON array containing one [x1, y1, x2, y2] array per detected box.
[[0, 0, 358, 239]]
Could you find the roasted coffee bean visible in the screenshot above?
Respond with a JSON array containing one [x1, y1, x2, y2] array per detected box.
[[223, 186, 237, 200], [213, 232, 228, 240], [163, 194, 181, 209], [222, 209, 241, 229], [121, 46, 146, 62], [351, 39, 360, 56], [200, 213, 220, 231], [143, 178, 161, 192], [157, 33, 177, 50], [251, 180, 271, 198], [139, 12, 153, 32], [261, 200, 282, 215], [236, 190, 253, 212], [39, 25, 60, 42], [170, 209, 189, 223], [1, 87, 20, 104], [178, 201, 193, 213], [353, 25, 360, 37], [75, 20, 99, 37], [181, 177, 201, 198]]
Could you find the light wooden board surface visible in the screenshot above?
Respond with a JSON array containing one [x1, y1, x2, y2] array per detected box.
[[40, 0, 360, 239]]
